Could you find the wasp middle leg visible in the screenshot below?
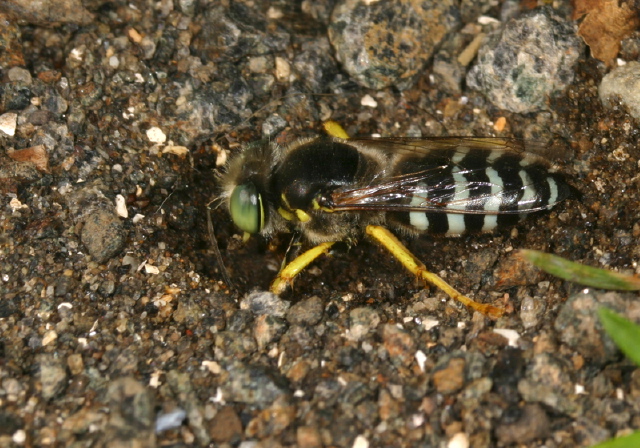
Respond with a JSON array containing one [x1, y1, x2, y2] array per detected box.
[[365, 225, 505, 319]]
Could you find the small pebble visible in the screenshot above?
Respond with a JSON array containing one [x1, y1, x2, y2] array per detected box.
[[348, 307, 380, 341], [8, 67, 32, 84], [0, 112, 18, 136], [253, 314, 287, 349], [39, 354, 68, 400], [467, 7, 583, 112], [286, 296, 324, 326], [599, 61, 640, 119], [146, 126, 167, 144], [240, 291, 290, 318], [433, 356, 466, 394], [382, 324, 416, 367], [208, 406, 243, 443], [81, 209, 127, 263], [329, 0, 459, 89], [495, 404, 550, 444], [155, 408, 187, 433]]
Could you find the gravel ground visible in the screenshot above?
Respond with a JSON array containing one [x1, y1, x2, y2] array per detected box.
[[1, 1, 640, 447]]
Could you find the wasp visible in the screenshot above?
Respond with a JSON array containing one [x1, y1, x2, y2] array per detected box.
[[220, 122, 574, 319]]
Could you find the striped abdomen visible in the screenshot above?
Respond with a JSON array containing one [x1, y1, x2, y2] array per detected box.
[[387, 148, 572, 235]]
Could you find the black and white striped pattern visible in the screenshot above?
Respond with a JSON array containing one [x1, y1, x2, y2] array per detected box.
[[389, 148, 569, 235]]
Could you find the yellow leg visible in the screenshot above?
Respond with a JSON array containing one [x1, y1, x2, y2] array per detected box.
[[365, 225, 505, 319], [271, 242, 335, 295]]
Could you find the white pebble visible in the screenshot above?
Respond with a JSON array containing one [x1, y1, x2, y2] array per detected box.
[[202, 360, 221, 374], [13, 429, 26, 444], [275, 56, 291, 82], [0, 112, 18, 136], [360, 94, 378, 108], [146, 126, 167, 143], [448, 432, 469, 448], [42, 330, 58, 346], [115, 194, 128, 218], [422, 318, 439, 331], [144, 264, 160, 275], [352, 435, 369, 448], [155, 408, 186, 433], [9, 198, 28, 211], [493, 328, 520, 347], [109, 55, 119, 68], [415, 350, 427, 373]]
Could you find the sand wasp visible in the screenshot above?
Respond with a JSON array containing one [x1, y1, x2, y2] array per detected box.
[[220, 122, 574, 319]]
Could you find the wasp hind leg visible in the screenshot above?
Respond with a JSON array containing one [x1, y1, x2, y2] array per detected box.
[[365, 225, 505, 320], [270, 242, 336, 295]]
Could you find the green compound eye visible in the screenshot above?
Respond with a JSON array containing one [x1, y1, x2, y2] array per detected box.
[[229, 183, 264, 234]]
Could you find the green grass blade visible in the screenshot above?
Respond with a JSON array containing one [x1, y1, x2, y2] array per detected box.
[[518, 250, 640, 291], [597, 308, 640, 366], [591, 431, 640, 448]]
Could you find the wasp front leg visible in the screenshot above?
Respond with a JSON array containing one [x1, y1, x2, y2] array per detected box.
[[365, 225, 505, 319], [270, 242, 336, 295]]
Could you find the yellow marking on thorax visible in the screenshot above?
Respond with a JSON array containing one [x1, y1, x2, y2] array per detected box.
[[295, 209, 311, 222], [312, 198, 334, 213], [278, 207, 295, 221], [279, 194, 312, 223], [323, 121, 350, 139]]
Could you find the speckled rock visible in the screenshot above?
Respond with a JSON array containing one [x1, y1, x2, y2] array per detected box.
[[286, 296, 324, 326], [192, 3, 290, 63], [296, 425, 323, 448], [0, 80, 33, 112], [245, 397, 296, 438], [223, 363, 290, 406], [348, 307, 380, 341], [165, 371, 211, 446], [173, 298, 205, 326], [104, 378, 155, 447], [7, 67, 31, 84], [215, 331, 257, 360], [495, 403, 550, 445], [240, 291, 291, 318], [329, 0, 460, 90], [517, 353, 578, 415], [554, 290, 637, 366], [293, 38, 339, 93], [0, 0, 94, 25], [208, 406, 243, 444], [254, 314, 287, 349], [381, 324, 416, 367], [432, 354, 466, 394], [0, 12, 25, 68], [38, 354, 68, 400], [467, 7, 583, 113], [599, 61, 640, 119], [81, 209, 126, 264], [228, 309, 254, 332]]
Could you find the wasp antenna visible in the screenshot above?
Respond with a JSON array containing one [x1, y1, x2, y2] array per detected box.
[[207, 195, 225, 210], [213, 168, 224, 180], [207, 206, 235, 292]]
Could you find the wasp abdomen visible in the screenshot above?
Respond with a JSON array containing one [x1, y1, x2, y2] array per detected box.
[[388, 149, 572, 236]]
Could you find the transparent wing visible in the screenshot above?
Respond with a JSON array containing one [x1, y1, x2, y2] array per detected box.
[[326, 137, 553, 215], [346, 136, 534, 155]]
